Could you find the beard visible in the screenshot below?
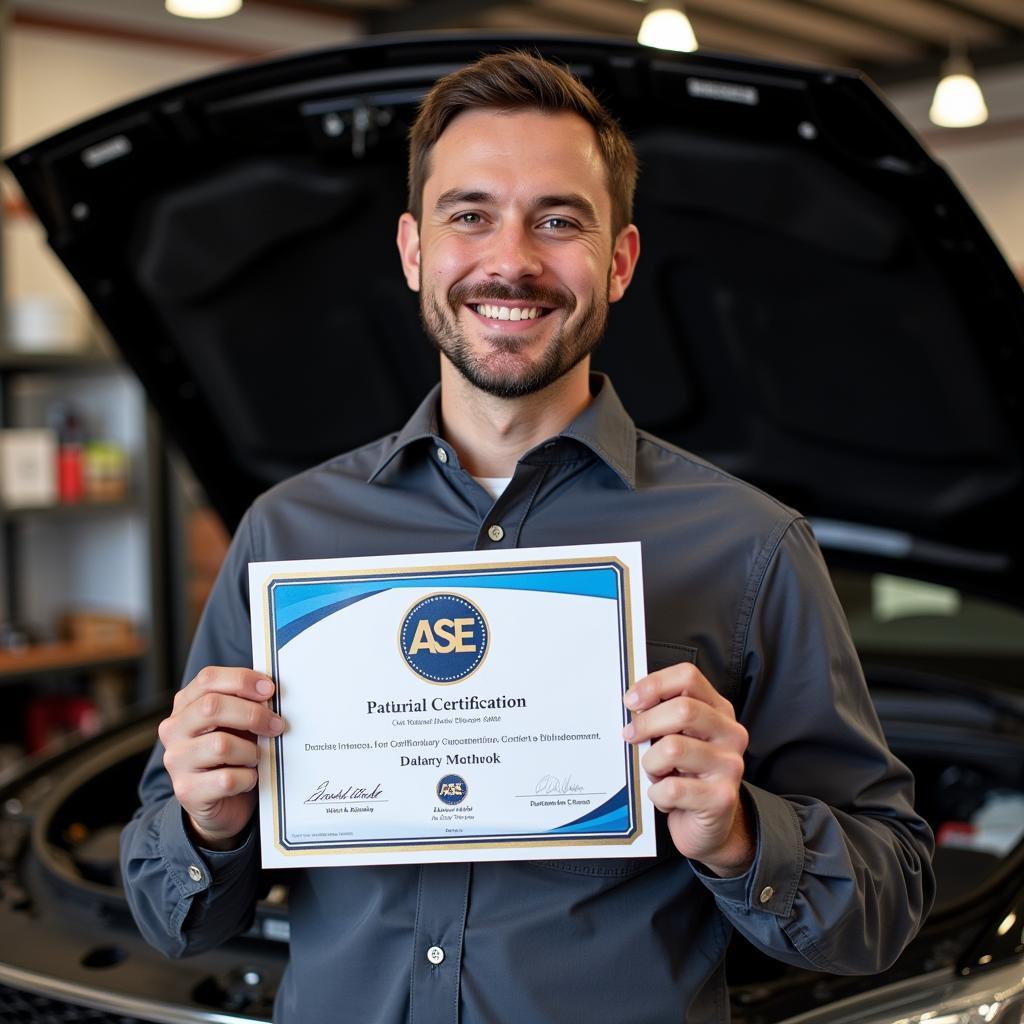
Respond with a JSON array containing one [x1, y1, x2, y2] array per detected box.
[[419, 276, 609, 399]]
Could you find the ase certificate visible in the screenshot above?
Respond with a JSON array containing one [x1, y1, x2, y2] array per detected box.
[[250, 542, 654, 867]]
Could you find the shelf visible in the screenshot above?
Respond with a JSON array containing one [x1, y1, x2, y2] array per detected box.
[[0, 636, 147, 680], [0, 348, 116, 373], [0, 344, 168, 701], [0, 496, 140, 523]]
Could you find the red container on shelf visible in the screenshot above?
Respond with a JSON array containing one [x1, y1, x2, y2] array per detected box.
[[55, 407, 85, 503], [58, 445, 84, 502]]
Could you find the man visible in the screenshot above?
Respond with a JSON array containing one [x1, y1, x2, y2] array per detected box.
[[122, 52, 934, 1023]]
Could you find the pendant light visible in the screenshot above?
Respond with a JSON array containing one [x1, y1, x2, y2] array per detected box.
[[165, 0, 243, 18], [638, 1, 698, 53], [929, 46, 988, 128]]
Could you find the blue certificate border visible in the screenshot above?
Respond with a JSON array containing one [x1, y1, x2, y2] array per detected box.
[[261, 556, 643, 855]]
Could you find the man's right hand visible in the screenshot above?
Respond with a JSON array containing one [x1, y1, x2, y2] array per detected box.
[[157, 667, 284, 850]]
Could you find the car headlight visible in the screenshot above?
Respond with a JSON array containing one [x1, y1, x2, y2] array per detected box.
[[784, 961, 1024, 1024]]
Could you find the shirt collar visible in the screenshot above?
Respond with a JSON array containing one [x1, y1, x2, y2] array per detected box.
[[367, 384, 443, 483], [367, 373, 636, 489], [556, 373, 636, 489]]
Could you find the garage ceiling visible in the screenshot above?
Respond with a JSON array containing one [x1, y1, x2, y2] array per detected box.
[[288, 0, 1024, 84], [10, 0, 1024, 87]]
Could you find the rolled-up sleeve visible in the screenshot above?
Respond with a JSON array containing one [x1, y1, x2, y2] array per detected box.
[[120, 509, 264, 957], [697, 517, 935, 973]]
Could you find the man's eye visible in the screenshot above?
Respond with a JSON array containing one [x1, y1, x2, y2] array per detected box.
[[455, 212, 483, 225], [539, 217, 575, 231]]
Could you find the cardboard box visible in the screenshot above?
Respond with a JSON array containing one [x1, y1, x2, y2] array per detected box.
[[60, 610, 137, 645], [0, 429, 58, 507]]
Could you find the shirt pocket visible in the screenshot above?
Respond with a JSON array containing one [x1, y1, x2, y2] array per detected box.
[[527, 640, 698, 879], [645, 640, 699, 674]]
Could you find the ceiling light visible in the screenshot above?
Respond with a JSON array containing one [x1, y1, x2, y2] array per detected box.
[[929, 50, 988, 128], [165, 0, 243, 19], [638, 2, 698, 53]]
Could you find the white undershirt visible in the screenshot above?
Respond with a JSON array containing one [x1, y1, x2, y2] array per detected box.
[[473, 476, 512, 499]]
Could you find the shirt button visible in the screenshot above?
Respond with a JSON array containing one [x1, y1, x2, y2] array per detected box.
[[487, 524, 505, 542], [188, 864, 203, 883], [426, 945, 445, 965], [759, 885, 774, 904], [436, 447, 448, 464]]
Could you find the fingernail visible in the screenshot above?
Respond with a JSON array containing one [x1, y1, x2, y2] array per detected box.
[[622, 723, 635, 741], [624, 690, 639, 708], [256, 679, 274, 696], [269, 715, 285, 734]]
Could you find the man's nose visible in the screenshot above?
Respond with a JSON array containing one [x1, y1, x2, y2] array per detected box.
[[482, 222, 542, 280]]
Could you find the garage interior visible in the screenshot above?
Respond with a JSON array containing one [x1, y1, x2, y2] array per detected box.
[[0, 4, 1023, 1021]]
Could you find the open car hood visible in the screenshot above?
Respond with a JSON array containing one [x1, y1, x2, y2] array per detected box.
[[6, 34, 1024, 600]]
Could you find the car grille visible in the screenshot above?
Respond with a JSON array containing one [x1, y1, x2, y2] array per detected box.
[[0, 984, 147, 1024]]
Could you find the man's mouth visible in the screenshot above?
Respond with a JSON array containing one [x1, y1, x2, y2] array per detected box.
[[468, 303, 554, 322]]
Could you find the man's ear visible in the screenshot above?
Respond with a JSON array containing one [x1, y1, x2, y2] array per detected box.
[[397, 212, 421, 292], [608, 224, 640, 304]]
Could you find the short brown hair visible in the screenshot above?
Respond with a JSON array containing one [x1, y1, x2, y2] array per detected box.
[[407, 51, 638, 237]]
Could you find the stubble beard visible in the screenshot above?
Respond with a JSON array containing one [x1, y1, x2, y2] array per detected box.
[[419, 275, 609, 399]]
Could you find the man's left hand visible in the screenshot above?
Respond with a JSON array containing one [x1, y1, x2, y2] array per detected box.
[[623, 663, 754, 877]]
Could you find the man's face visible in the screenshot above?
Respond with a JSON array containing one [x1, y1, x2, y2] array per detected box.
[[397, 108, 638, 399]]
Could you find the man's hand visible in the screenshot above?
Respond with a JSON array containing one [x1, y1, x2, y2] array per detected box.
[[623, 663, 754, 877], [158, 667, 284, 851]]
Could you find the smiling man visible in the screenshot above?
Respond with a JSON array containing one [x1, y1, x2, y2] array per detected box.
[[397, 94, 640, 484], [122, 52, 934, 1023]]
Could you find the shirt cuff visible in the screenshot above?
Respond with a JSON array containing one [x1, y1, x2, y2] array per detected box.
[[157, 799, 258, 897], [693, 782, 803, 918]]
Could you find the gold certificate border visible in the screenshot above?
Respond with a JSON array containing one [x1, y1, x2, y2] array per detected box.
[[259, 553, 644, 860]]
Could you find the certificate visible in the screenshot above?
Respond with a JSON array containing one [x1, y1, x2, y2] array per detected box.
[[250, 542, 654, 867]]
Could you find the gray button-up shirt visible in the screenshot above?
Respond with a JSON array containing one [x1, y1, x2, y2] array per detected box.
[[121, 375, 934, 1023]]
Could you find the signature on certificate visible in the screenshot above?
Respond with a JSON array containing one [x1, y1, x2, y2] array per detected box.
[[534, 774, 585, 796], [304, 780, 384, 804]]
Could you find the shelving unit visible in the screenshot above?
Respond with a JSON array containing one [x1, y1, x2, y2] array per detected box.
[[0, 344, 169, 754], [0, 1, 183, 767]]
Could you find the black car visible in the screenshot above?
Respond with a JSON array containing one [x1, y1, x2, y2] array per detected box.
[[3, 34, 1024, 1024]]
